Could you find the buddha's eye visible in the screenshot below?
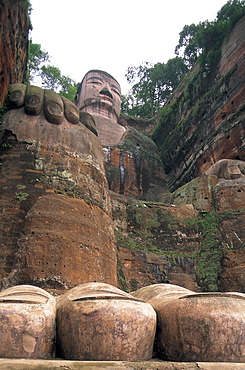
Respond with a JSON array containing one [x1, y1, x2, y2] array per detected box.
[[88, 78, 102, 85], [111, 88, 120, 97]]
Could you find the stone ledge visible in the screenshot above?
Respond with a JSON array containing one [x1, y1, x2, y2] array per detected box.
[[0, 359, 245, 370]]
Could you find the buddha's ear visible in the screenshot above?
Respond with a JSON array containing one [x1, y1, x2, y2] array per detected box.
[[73, 94, 79, 106]]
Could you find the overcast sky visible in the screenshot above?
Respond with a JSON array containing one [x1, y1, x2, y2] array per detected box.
[[30, 0, 227, 94]]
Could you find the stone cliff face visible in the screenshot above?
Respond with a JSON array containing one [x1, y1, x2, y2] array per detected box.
[[104, 127, 168, 201], [0, 111, 117, 293], [0, 4, 244, 296], [114, 17, 245, 293], [0, 0, 29, 105], [152, 16, 245, 192]]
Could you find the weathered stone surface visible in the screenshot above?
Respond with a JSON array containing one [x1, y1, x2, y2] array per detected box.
[[1, 359, 245, 370], [212, 178, 245, 292], [56, 283, 156, 361], [0, 109, 116, 292], [94, 116, 126, 146], [105, 128, 168, 201], [155, 292, 245, 362], [117, 246, 198, 292], [205, 159, 245, 181], [212, 178, 245, 214], [0, 285, 56, 359], [219, 14, 245, 77], [0, 0, 29, 105], [160, 175, 218, 212], [219, 250, 245, 292], [6, 194, 117, 292], [118, 115, 159, 135], [2, 108, 105, 174], [113, 193, 200, 291], [75, 71, 122, 125], [75, 70, 125, 146], [131, 283, 194, 308], [153, 16, 245, 191]]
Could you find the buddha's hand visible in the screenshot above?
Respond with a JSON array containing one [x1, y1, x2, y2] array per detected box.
[[8, 84, 79, 125]]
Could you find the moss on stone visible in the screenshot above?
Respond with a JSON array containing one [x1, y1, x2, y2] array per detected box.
[[195, 210, 224, 291], [152, 54, 243, 190]]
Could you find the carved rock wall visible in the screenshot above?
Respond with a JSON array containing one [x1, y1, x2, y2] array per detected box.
[[0, 112, 117, 293], [213, 179, 245, 292], [153, 16, 245, 191], [114, 173, 245, 293], [160, 176, 245, 292], [0, 0, 29, 105], [111, 192, 200, 292], [105, 128, 168, 201]]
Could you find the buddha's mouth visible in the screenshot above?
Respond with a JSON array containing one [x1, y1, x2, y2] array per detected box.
[[100, 95, 113, 103], [100, 90, 113, 100]]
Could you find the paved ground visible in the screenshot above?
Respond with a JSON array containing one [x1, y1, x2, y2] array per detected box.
[[0, 359, 245, 370]]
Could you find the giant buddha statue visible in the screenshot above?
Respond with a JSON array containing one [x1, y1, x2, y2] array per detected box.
[[0, 74, 123, 292], [8, 70, 126, 146], [74, 70, 126, 146]]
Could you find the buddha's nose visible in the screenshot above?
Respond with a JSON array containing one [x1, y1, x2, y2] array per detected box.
[[100, 84, 113, 99]]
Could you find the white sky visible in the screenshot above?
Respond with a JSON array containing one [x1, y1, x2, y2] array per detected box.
[[30, 0, 227, 94]]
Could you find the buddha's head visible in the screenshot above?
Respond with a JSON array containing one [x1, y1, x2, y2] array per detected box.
[[74, 70, 121, 123]]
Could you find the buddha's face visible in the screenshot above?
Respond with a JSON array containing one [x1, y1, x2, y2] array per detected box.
[[74, 71, 121, 122]]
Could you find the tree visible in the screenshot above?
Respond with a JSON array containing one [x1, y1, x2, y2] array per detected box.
[[175, 0, 245, 68], [40, 65, 62, 90], [59, 76, 79, 102], [122, 58, 188, 117], [217, 0, 245, 25], [28, 41, 50, 81], [27, 41, 77, 101]]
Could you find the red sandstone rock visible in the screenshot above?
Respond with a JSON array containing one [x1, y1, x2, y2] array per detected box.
[[0, 0, 29, 105], [219, 16, 245, 76], [205, 159, 245, 180], [10, 194, 117, 291], [0, 285, 56, 359], [212, 178, 245, 292], [131, 283, 194, 308], [105, 128, 168, 201], [160, 175, 218, 213], [154, 16, 245, 191], [56, 283, 156, 361], [212, 178, 245, 214], [154, 292, 245, 362], [220, 251, 245, 293], [0, 109, 116, 292]]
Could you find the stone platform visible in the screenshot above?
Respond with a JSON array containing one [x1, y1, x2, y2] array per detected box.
[[0, 359, 245, 370]]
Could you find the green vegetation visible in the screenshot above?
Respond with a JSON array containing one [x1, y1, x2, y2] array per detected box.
[[15, 185, 29, 202], [116, 260, 129, 292], [195, 211, 224, 291], [115, 202, 199, 259], [1, 142, 13, 148], [115, 203, 228, 292], [152, 60, 240, 183], [25, 0, 33, 29], [122, 0, 245, 118], [0, 103, 10, 125], [122, 58, 188, 117], [27, 41, 78, 101]]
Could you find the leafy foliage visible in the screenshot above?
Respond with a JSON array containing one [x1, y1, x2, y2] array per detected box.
[[27, 41, 77, 101], [196, 211, 224, 291], [123, 0, 245, 118], [175, 0, 245, 68], [28, 41, 50, 81], [122, 58, 188, 117]]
